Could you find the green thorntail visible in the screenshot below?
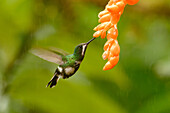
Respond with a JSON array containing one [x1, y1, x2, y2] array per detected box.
[[31, 38, 95, 88]]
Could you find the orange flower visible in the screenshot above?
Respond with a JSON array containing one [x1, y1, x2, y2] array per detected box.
[[107, 27, 118, 40], [93, 0, 139, 70], [126, 0, 139, 5]]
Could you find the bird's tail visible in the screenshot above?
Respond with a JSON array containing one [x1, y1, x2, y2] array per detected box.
[[46, 73, 60, 88]]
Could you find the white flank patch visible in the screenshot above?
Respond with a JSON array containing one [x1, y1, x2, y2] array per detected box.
[[81, 45, 86, 56], [58, 66, 63, 73], [65, 67, 75, 75]]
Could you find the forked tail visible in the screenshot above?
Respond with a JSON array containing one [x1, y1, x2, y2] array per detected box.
[[46, 73, 59, 88]]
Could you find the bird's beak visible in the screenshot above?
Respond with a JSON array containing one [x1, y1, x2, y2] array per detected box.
[[86, 38, 95, 45]]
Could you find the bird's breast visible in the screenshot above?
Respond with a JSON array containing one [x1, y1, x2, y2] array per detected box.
[[64, 67, 75, 75]]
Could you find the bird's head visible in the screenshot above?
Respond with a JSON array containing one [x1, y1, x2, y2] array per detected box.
[[73, 38, 95, 61]]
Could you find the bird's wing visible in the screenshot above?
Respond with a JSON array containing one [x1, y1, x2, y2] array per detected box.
[[30, 47, 67, 65], [48, 47, 69, 56]]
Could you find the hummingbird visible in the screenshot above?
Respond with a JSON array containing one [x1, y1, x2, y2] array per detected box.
[[31, 38, 95, 88]]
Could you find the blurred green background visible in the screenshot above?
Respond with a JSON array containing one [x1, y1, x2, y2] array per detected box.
[[0, 0, 170, 113]]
